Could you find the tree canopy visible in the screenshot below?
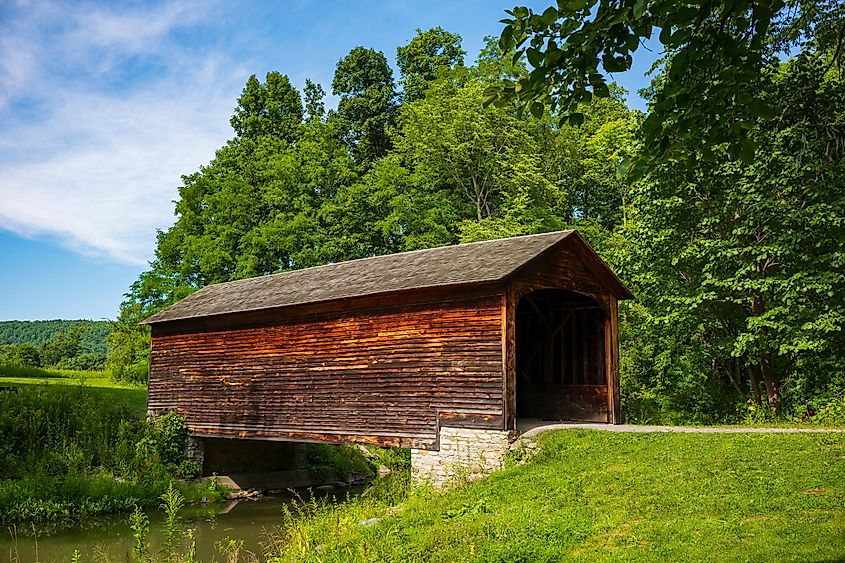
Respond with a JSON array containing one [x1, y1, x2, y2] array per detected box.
[[396, 26, 465, 101], [486, 0, 845, 174]]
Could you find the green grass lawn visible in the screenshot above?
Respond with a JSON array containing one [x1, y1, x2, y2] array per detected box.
[[0, 365, 147, 414], [273, 430, 845, 562]]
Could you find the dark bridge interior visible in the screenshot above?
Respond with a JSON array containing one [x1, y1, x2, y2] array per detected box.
[[515, 289, 609, 422]]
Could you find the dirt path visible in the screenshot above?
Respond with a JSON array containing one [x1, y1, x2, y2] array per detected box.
[[517, 420, 845, 439]]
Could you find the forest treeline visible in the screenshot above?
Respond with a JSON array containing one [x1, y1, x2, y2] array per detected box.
[[0, 320, 109, 371], [105, 23, 844, 423]]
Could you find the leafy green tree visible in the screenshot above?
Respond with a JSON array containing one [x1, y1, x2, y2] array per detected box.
[[230, 72, 303, 143], [40, 325, 84, 367], [107, 303, 152, 384], [396, 27, 465, 101], [332, 47, 397, 168], [1, 343, 41, 368], [622, 54, 845, 414], [536, 85, 637, 228], [303, 79, 326, 123], [397, 70, 562, 239], [487, 0, 844, 172]]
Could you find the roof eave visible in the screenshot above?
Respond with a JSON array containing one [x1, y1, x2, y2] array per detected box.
[[138, 277, 511, 326]]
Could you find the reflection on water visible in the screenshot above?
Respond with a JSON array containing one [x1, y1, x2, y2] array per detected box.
[[1, 494, 298, 563]]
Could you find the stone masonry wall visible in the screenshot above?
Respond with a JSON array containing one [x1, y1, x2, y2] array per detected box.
[[411, 426, 513, 487], [186, 435, 204, 469]]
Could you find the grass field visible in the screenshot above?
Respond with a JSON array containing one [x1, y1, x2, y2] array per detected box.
[[0, 365, 147, 414], [0, 364, 107, 379], [273, 430, 845, 562]]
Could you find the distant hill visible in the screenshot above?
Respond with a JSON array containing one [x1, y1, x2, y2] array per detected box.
[[0, 320, 110, 355]]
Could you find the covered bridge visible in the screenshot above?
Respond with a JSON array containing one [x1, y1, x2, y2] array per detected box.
[[143, 230, 632, 483]]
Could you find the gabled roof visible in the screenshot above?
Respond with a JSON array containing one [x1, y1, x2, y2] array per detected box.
[[142, 230, 631, 325]]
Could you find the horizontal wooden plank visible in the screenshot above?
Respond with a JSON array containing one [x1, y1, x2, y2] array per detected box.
[[149, 294, 506, 443]]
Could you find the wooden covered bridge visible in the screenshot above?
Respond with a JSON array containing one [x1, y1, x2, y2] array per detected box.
[[143, 230, 632, 483]]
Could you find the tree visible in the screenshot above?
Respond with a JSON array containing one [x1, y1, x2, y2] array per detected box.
[[332, 47, 397, 168], [396, 27, 465, 101], [107, 303, 152, 384], [230, 72, 303, 144], [396, 71, 562, 240], [535, 84, 637, 228], [1, 343, 41, 368], [303, 79, 326, 123], [486, 0, 845, 173], [40, 325, 84, 367], [622, 54, 845, 413]]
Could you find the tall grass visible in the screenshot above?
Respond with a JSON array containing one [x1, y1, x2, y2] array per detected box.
[[0, 385, 222, 523], [0, 384, 142, 480], [269, 473, 413, 562]]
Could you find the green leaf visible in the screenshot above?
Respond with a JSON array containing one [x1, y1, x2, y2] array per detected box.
[[540, 6, 559, 24], [665, 28, 691, 46], [527, 47, 544, 67], [603, 53, 628, 72], [528, 67, 546, 87], [740, 138, 756, 163], [659, 25, 672, 45], [530, 101, 545, 119], [593, 82, 610, 97], [633, 0, 647, 19], [616, 157, 631, 180], [568, 112, 585, 126], [499, 26, 513, 52]]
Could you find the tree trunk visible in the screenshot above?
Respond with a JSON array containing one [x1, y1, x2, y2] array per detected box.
[[469, 172, 483, 220], [759, 350, 781, 411], [751, 296, 781, 411], [726, 358, 744, 397], [745, 365, 763, 406]]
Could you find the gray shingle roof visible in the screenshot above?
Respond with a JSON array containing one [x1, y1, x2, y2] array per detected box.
[[142, 230, 627, 325]]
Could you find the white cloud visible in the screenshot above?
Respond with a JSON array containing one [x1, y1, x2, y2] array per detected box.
[[0, 0, 244, 265]]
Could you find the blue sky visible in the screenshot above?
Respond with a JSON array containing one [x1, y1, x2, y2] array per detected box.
[[0, 0, 659, 321]]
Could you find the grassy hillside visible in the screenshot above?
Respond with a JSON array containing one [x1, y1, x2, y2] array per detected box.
[[0, 319, 110, 354], [272, 430, 845, 562]]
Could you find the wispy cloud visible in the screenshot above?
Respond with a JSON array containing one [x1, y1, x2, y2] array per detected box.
[[0, 0, 244, 265]]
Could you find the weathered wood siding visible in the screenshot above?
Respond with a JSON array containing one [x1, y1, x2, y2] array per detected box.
[[510, 240, 612, 303], [148, 294, 505, 449]]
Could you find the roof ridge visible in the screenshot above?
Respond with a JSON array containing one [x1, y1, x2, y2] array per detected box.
[[142, 229, 580, 324], [199, 230, 573, 291]]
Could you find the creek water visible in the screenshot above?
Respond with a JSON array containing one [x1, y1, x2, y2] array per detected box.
[[1, 494, 300, 563]]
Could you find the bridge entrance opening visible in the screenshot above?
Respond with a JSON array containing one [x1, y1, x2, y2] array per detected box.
[[515, 289, 609, 423]]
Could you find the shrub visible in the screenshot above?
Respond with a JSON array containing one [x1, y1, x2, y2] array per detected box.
[[57, 352, 107, 371], [0, 386, 216, 523], [810, 395, 845, 426], [306, 443, 373, 479], [2, 343, 42, 367]]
